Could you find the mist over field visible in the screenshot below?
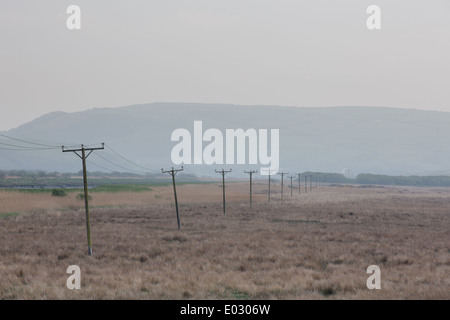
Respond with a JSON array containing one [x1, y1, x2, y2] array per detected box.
[[1, 103, 450, 177]]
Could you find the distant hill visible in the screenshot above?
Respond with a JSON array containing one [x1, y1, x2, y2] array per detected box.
[[2, 103, 450, 177]]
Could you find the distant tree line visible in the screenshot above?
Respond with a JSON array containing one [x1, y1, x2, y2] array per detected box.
[[355, 173, 450, 187], [301, 172, 450, 187], [1, 169, 450, 187], [0, 170, 61, 179], [0, 170, 154, 180]]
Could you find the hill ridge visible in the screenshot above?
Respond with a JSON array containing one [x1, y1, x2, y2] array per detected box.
[[1, 103, 449, 176]]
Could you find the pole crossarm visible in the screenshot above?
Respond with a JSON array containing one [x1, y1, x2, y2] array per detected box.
[[62, 143, 105, 153], [215, 169, 232, 175], [161, 166, 184, 176]]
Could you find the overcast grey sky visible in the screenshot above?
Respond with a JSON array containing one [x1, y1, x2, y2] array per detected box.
[[0, 0, 449, 131]]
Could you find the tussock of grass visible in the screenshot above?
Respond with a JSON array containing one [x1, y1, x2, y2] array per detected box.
[[271, 219, 321, 224], [230, 289, 251, 300], [162, 235, 188, 243], [0, 212, 21, 218], [320, 287, 337, 297]]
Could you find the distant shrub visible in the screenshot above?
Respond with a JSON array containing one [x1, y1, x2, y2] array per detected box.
[[76, 193, 92, 201], [51, 189, 67, 197], [320, 287, 337, 297]]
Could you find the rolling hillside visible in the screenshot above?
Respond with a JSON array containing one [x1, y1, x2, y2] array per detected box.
[[1, 103, 450, 176]]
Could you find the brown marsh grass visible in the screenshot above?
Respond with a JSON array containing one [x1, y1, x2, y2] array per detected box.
[[0, 183, 449, 299]]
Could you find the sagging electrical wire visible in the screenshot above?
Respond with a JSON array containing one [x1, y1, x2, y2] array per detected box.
[[0, 132, 62, 149], [104, 144, 160, 174]]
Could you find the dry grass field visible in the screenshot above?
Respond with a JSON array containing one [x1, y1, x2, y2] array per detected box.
[[0, 181, 449, 299]]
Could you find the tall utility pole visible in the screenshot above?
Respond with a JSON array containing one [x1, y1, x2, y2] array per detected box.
[[215, 169, 232, 215], [244, 170, 257, 208], [62, 143, 104, 256], [161, 166, 184, 230], [297, 173, 301, 194], [288, 176, 295, 197], [278, 171, 288, 201], [264, 169, 277, 204]]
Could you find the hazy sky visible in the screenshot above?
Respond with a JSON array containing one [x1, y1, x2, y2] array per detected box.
[[1, 0, 449, 131]]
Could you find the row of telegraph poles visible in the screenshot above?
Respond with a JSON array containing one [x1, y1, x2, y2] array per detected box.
[[266, 171, 321, 203], [161, 168, 323, 233], [63, 141, 323, 256]]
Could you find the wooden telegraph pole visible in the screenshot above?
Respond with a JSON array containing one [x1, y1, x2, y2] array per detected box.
[[288, 175, 295, 197], [215, 169, 232, 215], [244, 170, 258, 208], [62, 143, 104, 256], [161, 166, 184, 230], [262, 169, 277, 204], [278, 171, 288, 201]]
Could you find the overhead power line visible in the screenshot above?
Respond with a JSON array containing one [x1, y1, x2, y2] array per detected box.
[[0, 134, 161, 175], [92, 152, 148, 175], [86, 159, 117, 173], [0, 132, 62, 148], [0, 141, 59, 150], [104, 144, 158, 173]]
